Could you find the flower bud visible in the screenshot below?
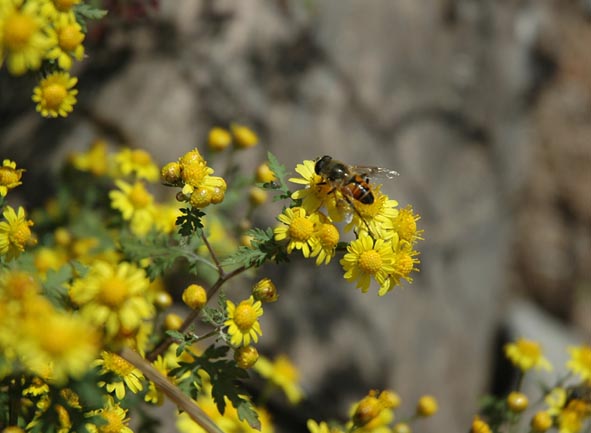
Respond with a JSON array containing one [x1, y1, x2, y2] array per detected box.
[[507, 391, 528, 413], [249, 187, 267, 206], [252, 278, 278, 303], [182, 284, 207, 310], [164, 313, 184, 331], [378, 390, 401, 409], [353, 393, 381, 427], [416, 395, 438, 417], [231, 124, 258, 149], [208, 127, 232, 151], [471, 416, 492, 433], [161, 162, 182, 185], [190, 188, 212, 208], [154, 291, 173, 309], [234, 346, 259, 369], [256, 163, 276, 183], [392, 423, 411, 433], [530, 411, 552, 432]]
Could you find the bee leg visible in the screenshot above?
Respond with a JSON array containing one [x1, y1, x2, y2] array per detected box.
[[341, 194, 375, 239]]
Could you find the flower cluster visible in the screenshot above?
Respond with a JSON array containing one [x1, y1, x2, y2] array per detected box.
[[0, 0, 106, 117], [275, 158, 422, 295], [469, 339, 591, 433]]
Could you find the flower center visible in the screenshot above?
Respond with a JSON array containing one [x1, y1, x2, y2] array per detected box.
[[358, 250, 383, 275], [182, 163, 209, 187], [99, 277, 129, 307], [517, 340, 541, 359], [394, 253, 414, 277], [99, 409, 125, 433], [128, 183, 150, 208], [4, 13, 36, 50], [234, 302, 257, 331], [103, 352, 135, 375], [10, 221, 32, 248], [396, 211, 417, 242], [130, 149, 151, 166], [288, 217, 314, 242], [318, 223, 339, 248], [0, 167, 21, 186], [43, 83, 67, 109], [58, 24, 84, 51], [39, 320, 74, 355]]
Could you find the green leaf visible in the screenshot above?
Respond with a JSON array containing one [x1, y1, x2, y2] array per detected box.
[[177, 207, 205, 238], [43, 262, 86, 308], [221, 227, 288, 268], [262, 152, 293, 202], [75, 3, 108, 20]]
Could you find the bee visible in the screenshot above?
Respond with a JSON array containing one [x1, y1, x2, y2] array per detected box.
[[314, 155, 399, 230]]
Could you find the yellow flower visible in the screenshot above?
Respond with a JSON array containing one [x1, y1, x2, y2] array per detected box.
[[94, 351, 144, 400], [86, 396, 133, 433], [309, 213, 339, 265], [231, 123, 258, 149], [152, 202, 183, 234], [69, 139, 111, 176], [391, 205, 423, 244], [32, 71, 78, 118], [345, 188, 399, 239], [114, 148, 159, 182], [34, 246, 67, 278], [45, 11, 84, 70], [254, 354, 303, 404], [109, 180, 155, 236], [0, 205, 35, 260], [504, 338, 552, 372], [567, 345, 591, 383], [471, 416, 492, 433], [224, 296, 263, 347], [387, 239, 420, 291], [340, 235, 395, 295], [0, 159, 25, 196], [531, 411, 553, 432], [416, 395, 438, 417], [69, 261, 154, 339], [208, 127, 232, 151], [274, 206, 316, 257], [0, 0, 51, 75]]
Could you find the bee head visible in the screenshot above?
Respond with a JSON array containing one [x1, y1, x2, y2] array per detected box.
[[314, 155, 332, 175]]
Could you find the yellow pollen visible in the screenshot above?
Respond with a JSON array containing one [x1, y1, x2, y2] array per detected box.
[[395, 254, 414, 276], [43, 83, 68, 109], [0, 167, 21, 186], [11, 221, 32, 247], [58, 25, 84, 51], [128, 183, 150, 208], [98, 277, 129, 307], [517, 340, 541, 358], [234, 302, 257, 331], [182, 163, 208, 186], [4, 13, 36, 50], [287, 216, 314, 241], [130, 149, 151, 166], [54, 0, 78, 12], [99, 409, 125, 433], [318, 223, 339, 247], [397, 212, 417, 242], [358, 250, 383, 275], [103, 352, 135, 376]]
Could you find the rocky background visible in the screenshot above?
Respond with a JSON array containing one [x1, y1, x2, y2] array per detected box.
[[1, 1, 590, 432]]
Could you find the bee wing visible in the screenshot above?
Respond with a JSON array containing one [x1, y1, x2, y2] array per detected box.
[[349, 165, 400, 180]]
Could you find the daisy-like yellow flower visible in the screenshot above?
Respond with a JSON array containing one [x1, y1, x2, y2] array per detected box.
[[387, 238, 420, 292], [309, 214, 340, 265], [0, 0, 51, 75], [392, 205, 423, 245], [86, 396, 133, 433], [22, 309, 100, 383], [109, 179, 156, 236], [69, 139, 111, 176], [0, 205, 35, 260], [504, 338, 553, 372], [567, 345, 591, 383], [32, 71, 78, 118], [114, 148, 159, 182], [340, 234, 396, 295], [254, 354, 303, 404], [45, 11, 84, 70], [274, 206, 316, 257], [345, 187, 399, 239], [69, 260, 155, 339], [224, 296, 263, 347], [94, 351, 144, 400], [0, 159, 25, 196]]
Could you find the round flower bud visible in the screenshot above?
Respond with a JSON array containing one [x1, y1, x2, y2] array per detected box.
[[256, 163, 276, 183], [249, 187, 267, 206], [530, 411, 552, 432], [392, 423, 411, 433], [353, 394, 382, 427], [180, 149, 204, 167], [182, 284, 207, 310], [471, 416, 492, 433], [190, 188, 212, 208], [3, 427, 26, 433], [154, 291, 173, 309], [507, 391, 529, 413], [210, 186, 226, 205], [416, 395, 438, 417], [240, 234, 254, 248], [231, 124, 258, 149], [234, 346, 259, 369], [379, 390, 401, 409], [164, 313, 184, 331], [161, 162, 182, 185], [208, 127, 232, 151], [54, 227, 72, 246], [252, 278, 278, 303]]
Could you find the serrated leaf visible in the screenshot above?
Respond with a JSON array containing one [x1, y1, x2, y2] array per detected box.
[[75, 3, 108, 20], [221, 227, 288, 268], [264, 152, 292, 201], [177, 207, 205, 237]]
